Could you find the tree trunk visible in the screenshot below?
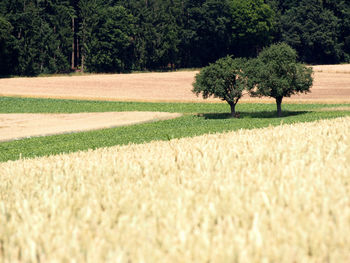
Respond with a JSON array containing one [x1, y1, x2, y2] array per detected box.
[[81, 23, 85, 72], [77, 37, 79, 66], [229, 102, 236, 118], [276, 97, 283, 117], [81, 55, 84, 72], [71, 17, 75, 70]]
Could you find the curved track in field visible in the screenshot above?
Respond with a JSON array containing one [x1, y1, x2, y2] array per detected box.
[[0, 112, 181, 142]]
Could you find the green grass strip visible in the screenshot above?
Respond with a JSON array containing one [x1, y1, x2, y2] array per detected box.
[[1, 97, 350, 162], [0, 96, 347, 113]]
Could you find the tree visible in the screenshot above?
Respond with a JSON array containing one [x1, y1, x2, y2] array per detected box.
[[78, 0, 100, 72], [43, 0, 74, 73], [86, 5, 135, 72], [248, 43, 313, 117], [230, 0, 276, 57], [0, 15, 15, 76], [3, 0, 74, 75], [196, 0, 233, 65], [8, 0, 45, 76], [1, 0, 350, 75], [281, 0, 341, 64], [192, 56, 248, 117], [329, 1, 350, 62]]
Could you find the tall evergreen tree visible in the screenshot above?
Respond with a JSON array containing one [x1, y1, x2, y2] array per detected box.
[[281, 0, 341, 64], [230, 0, 276, 57], [86, 4, 135, 72], [1, 0, 350, 75], [327, 1, 350, 61], [0, 15, 16, 76], [43, 0, 75, 73], [77, 0, 100, 72]]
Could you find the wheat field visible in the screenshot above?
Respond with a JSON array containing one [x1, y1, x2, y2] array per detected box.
[[1, 118, 350, 262]]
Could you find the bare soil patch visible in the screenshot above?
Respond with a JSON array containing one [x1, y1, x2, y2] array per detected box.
[[0, 112, 181, 142], [0, 65, 350, 103]]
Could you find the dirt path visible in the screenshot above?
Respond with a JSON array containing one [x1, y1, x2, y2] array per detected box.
[[1, 65, 350, 103], [0, 112, 181, 142]]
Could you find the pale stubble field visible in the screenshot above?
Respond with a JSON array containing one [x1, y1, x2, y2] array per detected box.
[[0, 65, 350, 103]]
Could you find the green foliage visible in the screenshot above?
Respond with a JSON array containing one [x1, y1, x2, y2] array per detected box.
[[193, 56, 248, 116], [230, 0, 276, 56], [86, 5, 135, 72], [190, 0, 233, 66], [0, 97, 350, 162], [248, 43, 313, 117], [0, 15, 14, 76], [41, 0, 74, 73], [77, 0, 100, 72], [1, 0, 350, 75], [281, 0, 341, 64], [122, 0, 183, 70], [1, 0, 74, 76], [0, 16, 12, 46]]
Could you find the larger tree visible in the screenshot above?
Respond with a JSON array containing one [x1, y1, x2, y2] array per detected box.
[[248, 43, 313, 117]]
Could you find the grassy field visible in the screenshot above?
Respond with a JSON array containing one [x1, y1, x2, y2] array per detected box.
[[1, 97, 350, 162], [1, 117, 349, 262]]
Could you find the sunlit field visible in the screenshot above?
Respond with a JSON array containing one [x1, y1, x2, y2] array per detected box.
[[1, 64, 350, 102], [1, 117, 349, 262]]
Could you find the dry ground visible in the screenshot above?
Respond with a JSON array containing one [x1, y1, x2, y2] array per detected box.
[[0, 71, 201, 102], [0, 65, 350, 103], [0, 112, 181, 142], [312, 64, 350, 73], [1, 117, 349, 262]]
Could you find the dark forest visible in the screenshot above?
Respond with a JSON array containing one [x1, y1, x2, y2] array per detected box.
[[1, 0, 349, 76]]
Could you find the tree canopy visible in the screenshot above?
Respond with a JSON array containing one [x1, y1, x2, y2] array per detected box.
[[248, 43, 313, 117], [0, 0, 349, 76], [192, 56, 248, 117]]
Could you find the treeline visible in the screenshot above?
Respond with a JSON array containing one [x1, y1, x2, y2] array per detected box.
[[0, 0, 350, 76]]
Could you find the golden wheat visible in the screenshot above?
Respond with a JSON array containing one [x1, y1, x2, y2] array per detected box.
[[1, 118, 350, 263]]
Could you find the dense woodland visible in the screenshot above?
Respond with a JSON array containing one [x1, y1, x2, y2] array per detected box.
[[0, 0, 350, 76]]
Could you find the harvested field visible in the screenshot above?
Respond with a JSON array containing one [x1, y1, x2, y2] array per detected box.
[[296, 71, 350, 101], [1, 65, 350, 103], [0, 72, 202, 102], [312, 64, 350, 73], [0, 112, 181, 142], [1, 117, 350, 262]]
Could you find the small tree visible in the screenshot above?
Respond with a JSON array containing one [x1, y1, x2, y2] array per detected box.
[[192, 56, 248, 117], [248, 43, 313, 117]]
